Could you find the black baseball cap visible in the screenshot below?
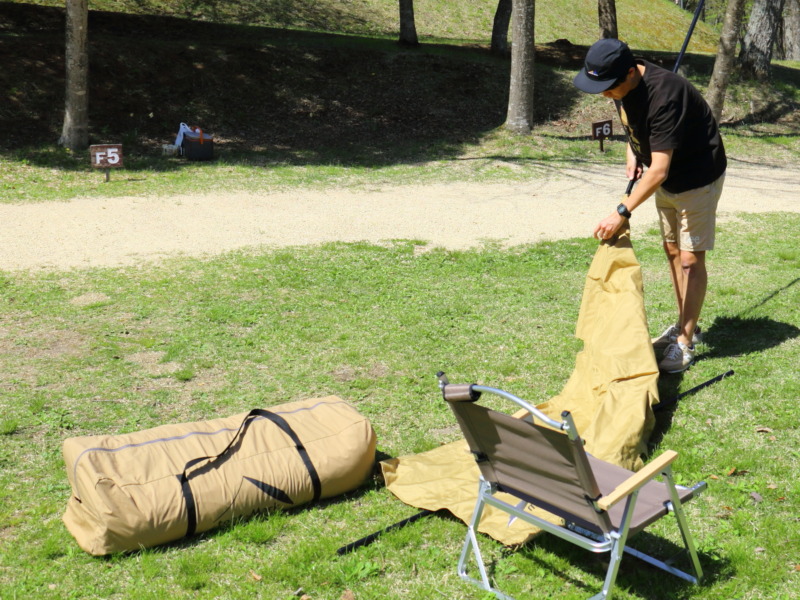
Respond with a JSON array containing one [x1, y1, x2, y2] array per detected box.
[[573, 38, 635, 94]]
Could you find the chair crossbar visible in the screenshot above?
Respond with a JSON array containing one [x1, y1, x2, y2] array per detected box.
[[481, 485, 615, 554]]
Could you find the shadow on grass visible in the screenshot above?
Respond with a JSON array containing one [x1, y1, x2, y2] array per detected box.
[[331, 504, 730, 599], [509, 530, 729, 600], [738, 276, 800, 317], [654, 275, 800, 411], [0, 3, 588, 170], [651, 304, 800, 445], [701, 314, 800, 360]]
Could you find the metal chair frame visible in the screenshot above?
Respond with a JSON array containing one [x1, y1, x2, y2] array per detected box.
[[439, 374, 705, 600]]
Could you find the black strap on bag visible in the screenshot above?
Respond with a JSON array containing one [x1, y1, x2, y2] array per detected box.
[[177, 408, 323, 538]]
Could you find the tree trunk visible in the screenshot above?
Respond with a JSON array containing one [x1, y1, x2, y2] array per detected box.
[[782, 0, 800, 59], [739, 0, 786, 80], [60, 0, 89, 150], [506, 0, 535, 134], [706, 0, 746, 122], [598, 0, 618, 39], [491, 0, 512, 55], [398, 0, 419, 46]]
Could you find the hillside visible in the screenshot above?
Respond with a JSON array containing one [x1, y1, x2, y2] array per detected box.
[[3, 0, 722, 50], [2, 0, 798, 164], [0, 1, 723, 156]]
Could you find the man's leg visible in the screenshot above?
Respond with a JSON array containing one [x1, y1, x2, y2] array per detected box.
[[664, 242, 706, 345], [664, 241, 684, 322], [677, 249, 706, 347], [657, 174, 723, 371]]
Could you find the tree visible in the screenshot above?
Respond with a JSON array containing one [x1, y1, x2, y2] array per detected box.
[[706, 0, 746, 122], [598, 0, 618, 39], [779, 0, 800, 59], [398, 0, 419, 46], [506, 0, 535, 134], [739, 0, 786, 80], [60, 0, 90, 150], [491, 0, 512, 55]]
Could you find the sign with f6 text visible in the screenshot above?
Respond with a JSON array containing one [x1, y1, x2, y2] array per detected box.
[[591, 120, 612, 140]]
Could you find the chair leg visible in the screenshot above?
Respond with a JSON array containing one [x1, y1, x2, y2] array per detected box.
[[619, 471, 703, 585], [457, 480, 516, 600], [663, 470, 704, 582], [590, 490, 639, 600]]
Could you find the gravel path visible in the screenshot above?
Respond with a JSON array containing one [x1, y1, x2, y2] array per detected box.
[[2, 161, 799, 271]]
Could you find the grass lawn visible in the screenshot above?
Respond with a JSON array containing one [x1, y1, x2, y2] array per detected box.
[[1, 211, 798, 599], [2, 1, 799, 598]]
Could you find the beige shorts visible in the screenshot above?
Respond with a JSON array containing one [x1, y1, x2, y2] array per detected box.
[[655, 173, 725, 251]]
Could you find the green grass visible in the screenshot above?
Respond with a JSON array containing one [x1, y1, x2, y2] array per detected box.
[[1, 214, 799, 599], [1, 1, 799, 598]]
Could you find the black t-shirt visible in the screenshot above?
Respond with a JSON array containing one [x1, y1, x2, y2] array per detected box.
[[617, 60, 727, 193]]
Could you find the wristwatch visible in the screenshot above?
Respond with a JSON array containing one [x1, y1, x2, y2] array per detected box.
[[616, 203, 632, 219]]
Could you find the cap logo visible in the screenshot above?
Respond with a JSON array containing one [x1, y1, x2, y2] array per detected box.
[[588, 70, 598, 76]]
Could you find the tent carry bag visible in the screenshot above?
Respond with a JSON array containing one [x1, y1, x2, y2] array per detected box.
[[62, 396, 376, 555]]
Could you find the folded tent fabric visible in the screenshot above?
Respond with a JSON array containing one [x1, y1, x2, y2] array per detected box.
[[381, 227, 660, 545], [63, 396, 376, 555]]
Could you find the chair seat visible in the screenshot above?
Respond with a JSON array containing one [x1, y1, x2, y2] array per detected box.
[[497, 455, 699, 539], [590, 456, 698, 536]]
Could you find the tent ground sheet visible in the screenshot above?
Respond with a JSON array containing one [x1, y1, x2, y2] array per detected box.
[[381, 229, 660, 545]]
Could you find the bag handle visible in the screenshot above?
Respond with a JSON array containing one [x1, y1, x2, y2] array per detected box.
[[177, 409, 322, 537], [174, 122, 195, 147]]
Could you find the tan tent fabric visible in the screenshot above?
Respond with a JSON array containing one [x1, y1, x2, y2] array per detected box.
[[381, 440, 563, 546], [381, 229, 659, 544], [535, 227, 659, 471], [63, 396, 376, 555]]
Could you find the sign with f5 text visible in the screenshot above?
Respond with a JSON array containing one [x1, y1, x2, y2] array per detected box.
[[90, 144, 123, 169]]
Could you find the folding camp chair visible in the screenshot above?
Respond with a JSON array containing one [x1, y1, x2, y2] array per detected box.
[[438, 372, 706, 600]]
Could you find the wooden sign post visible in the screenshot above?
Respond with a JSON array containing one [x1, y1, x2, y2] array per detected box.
[[89, 144, 123, 182], [591, 119, 612, 152]]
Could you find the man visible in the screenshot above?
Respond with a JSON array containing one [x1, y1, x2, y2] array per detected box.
[[573, 38, 727, 373]]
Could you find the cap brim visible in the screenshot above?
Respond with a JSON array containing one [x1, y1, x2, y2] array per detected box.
[[573, 69, 618, 94]]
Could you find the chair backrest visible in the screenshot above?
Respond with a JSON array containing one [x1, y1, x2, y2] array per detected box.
[[447, 397, 613, 534]]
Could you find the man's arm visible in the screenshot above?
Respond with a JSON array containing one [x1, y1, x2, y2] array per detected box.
[[593, 149, 673, 240]]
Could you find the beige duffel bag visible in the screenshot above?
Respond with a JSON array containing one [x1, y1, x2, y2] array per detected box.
[[63, 396, 376, 555]]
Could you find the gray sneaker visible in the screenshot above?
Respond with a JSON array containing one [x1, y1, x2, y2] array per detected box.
[[652, 324, 702, 352], [659, 341, 696, 373]]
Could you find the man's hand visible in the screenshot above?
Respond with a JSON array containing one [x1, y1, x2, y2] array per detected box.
[[626, 144, 643, 182], [593, 211, 625, 240], [593, 149, 672, 241]]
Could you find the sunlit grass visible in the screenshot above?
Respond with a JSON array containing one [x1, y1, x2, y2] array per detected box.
[[1, 213, 798, 599]]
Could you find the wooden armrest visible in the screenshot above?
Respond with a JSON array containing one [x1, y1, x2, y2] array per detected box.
[[512, 408, 530, 419], [597, 450, 678, 511]]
